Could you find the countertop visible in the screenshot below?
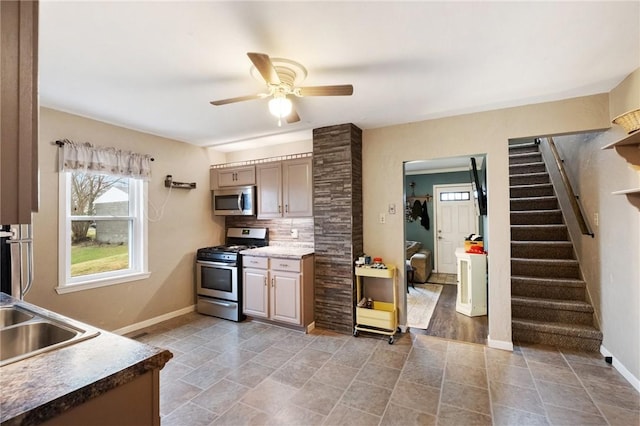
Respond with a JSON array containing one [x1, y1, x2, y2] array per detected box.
[[240, 245, 315, 259], [0, 293, 172, 426]]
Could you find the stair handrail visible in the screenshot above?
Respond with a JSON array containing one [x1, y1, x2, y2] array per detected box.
[[541, 137, 594, 238]]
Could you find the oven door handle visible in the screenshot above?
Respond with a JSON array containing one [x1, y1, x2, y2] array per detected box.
[[197, 260, 237, 268]]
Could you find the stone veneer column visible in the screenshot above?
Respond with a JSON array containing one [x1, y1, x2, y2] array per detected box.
[[312, 123, 363, 333]]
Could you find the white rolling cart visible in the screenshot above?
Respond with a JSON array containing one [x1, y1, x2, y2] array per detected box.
[[353, 264, 398, 344]]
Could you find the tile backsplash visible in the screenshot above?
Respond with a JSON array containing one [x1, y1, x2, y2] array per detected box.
[[225, 216, 314, 248]]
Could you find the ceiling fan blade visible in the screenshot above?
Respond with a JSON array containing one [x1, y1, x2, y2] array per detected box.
[[210, 94, 263, 106], [286, 107, 300, 124], [297, 84, 353, 97], [247, 52, 281, 85]]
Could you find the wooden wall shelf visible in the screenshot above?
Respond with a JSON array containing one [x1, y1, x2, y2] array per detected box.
[[603, 128, 640, 199], [601, 130, 640, 150]]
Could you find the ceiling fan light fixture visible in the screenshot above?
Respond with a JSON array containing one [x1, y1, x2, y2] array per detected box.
[[268, 96, 292, 118]]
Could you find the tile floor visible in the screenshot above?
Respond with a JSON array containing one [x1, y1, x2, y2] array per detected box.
[[131, 313, 640, 426]]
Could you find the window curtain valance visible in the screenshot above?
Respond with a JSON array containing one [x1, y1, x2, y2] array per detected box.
[[59, 139, 152, 180]]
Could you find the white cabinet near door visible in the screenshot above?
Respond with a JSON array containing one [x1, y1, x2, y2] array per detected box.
[[455, 248, 487, 317], [210, 165, 256, 189], [256, 158, 313, 219], [242, 251, 314, 330]]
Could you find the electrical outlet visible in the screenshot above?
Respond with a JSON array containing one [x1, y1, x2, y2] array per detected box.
[[290, 229, 299, 238], [593, 213, 599, 227], [388, 203, 396, 214], [379, 213, 386, 224]]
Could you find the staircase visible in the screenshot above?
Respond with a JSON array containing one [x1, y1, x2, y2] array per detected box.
[[509, 141, 602, 351]]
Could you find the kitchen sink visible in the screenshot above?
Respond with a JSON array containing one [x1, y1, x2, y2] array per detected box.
[[0, 305, 100, 367], [0, 306, 34, 327]]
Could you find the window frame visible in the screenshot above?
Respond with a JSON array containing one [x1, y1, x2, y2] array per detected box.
[[56, 171, 150, 294]]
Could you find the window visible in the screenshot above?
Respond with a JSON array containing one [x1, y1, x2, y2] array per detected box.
[[57, 171, 149, 293], [439, 191, 471, 201]]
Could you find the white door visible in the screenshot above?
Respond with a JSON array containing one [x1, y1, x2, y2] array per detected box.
[[435, 184, 478, 274]]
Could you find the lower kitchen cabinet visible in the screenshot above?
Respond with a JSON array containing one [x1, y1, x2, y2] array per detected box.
[[271, 270, 301, 324], [242, 254, 314, 330], [243, 263, 269, 318], [41, 370, 160, 426]]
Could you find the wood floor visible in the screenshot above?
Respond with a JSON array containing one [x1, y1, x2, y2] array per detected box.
[[411, 280, 489, 345]]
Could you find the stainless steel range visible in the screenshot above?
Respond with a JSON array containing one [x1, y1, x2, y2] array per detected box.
[[196, 228, 268, 321]]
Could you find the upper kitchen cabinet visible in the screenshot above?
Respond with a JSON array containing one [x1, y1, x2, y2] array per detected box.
[[210, 165, 256, 189], [0, 0, 39, 225], [256, 157, 313, 219]]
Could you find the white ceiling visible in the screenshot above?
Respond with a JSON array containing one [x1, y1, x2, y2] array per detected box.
[[39, 1, 640, 153]]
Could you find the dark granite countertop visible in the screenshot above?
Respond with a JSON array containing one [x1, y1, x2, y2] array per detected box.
[[0, 293, 172, 425]]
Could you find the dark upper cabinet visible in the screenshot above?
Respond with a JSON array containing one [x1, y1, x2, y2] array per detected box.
[[0, 0, 39, 225]]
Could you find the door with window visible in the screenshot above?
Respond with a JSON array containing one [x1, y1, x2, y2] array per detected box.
[[435, 184, 478, 274]]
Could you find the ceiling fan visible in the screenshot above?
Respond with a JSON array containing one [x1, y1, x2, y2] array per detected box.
[[210, 52, 354, 126]]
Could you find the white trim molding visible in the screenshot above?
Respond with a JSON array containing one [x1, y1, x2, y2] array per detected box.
[[112, 305, 196, 336], [487, 335, 514, 351], [600, 345, 640, 392]]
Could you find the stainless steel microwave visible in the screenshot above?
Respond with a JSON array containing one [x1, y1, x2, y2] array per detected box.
[[212, 186, 256, 216]]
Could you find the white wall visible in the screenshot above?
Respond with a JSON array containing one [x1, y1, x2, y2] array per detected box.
[[363, 94, 611, 350], [29, 108, 224, 331], [553, 69, 640, 383]]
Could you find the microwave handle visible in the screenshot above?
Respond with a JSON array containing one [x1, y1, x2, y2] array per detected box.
[[238, 193, 244, 211]]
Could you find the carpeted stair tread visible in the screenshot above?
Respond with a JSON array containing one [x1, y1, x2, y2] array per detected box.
[[511, 257, 579, 266], [511, 241, 573, 248], [510, 210, 564, 225], [511, 225, 569, 241], [510, 184, 555, 198], [511, 257, 580, 279], [512, 318, 602, 340], [509, 172, 550, 185], [508, 142, 539, 153], [511, 241, 575, 259], [509, 152, 543, 165], [510, 197, 558, 211], [511, 275, 585, 287], [509, 162, 547, 175], [512, 296, 594, 312], [511, 276, 586, 300]]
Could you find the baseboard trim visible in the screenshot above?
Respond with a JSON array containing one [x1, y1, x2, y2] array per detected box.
[[600, 345, 640, 392], [487, 335, 514, 351], [306, 321, 316, 334], [112, 305, 196, 336]]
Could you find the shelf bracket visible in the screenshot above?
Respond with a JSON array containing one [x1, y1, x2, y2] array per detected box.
[[164, 175, 196, 189]]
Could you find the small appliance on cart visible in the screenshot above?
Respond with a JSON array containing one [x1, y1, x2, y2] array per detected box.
[[353, 263, 398, 344], [196, 228, 268, 321]]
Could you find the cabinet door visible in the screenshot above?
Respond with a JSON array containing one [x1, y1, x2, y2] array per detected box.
[[216, 169, 238, 188], [256, 163, 282, 219], [0, 0, 39, 224], [243, 268, 269, 318], [213, 166, 256, 189], [234, 166, 256, 186], [282, 158, 313, 217], [270, 271, 301, 325]]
